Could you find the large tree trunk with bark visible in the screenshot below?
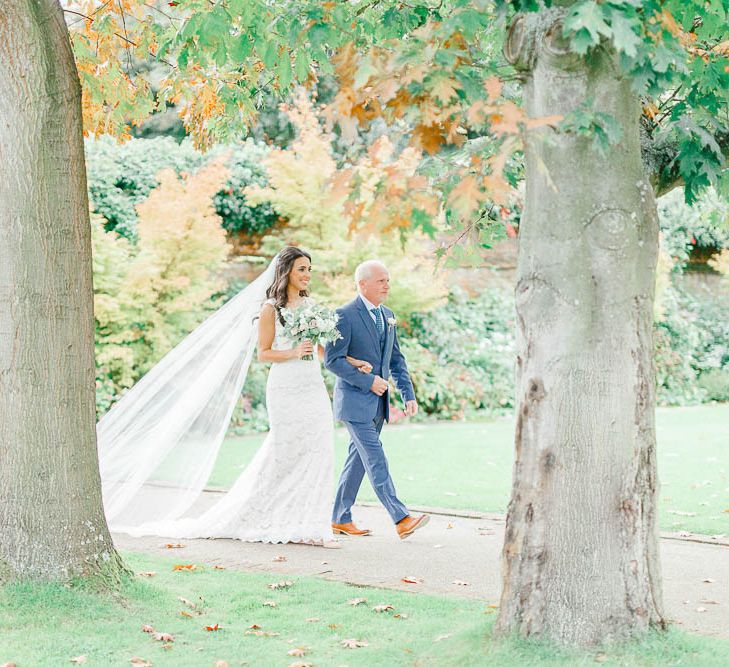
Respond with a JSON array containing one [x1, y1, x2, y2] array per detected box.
[[495, 8, 665, 645], [0, 1, 125, 583]]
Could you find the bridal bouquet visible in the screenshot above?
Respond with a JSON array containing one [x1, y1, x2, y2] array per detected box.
[[281, 302, 342, 360]]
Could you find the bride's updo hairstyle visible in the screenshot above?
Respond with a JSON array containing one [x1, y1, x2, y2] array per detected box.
[[266, 246, 312, 323]]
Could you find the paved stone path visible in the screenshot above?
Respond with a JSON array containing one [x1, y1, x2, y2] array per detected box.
[[114, 502, 729, 640]]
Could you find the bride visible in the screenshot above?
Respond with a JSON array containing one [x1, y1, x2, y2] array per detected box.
[[97, 246, 369, 547]]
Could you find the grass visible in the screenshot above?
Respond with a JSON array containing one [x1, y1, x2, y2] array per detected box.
[[209, 405, 729, 536], [1, 552, 728, 666]]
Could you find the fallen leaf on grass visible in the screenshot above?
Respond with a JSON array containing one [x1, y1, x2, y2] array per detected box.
[[273, 555, 288, 562], [246, 629, 280, 637], [152, 632, 174, 642], [348, 597, 367, 606], [163, 543, 185, 549], [130, 659, 152, 667], [287, 648, 307, 657], [141, 624, 155, 633], [1, 663, 17, 667], [341, 638, 368, 648], [214, 662, 229, 667], [305, 617, 320, 623], [289, 663, 313, 667], [328, 624, 339, 630], [213, 565, 226, 570], [205, 624, 222, 632], [178, 597, 196, 609], [452, 580, 469, 586], [172, 564, 198, 571], [268, 580, 293, 590], [160, 644, 173, 651], [723, 509, 729, 514], [394, 613, 408, 619], [180, 610, 194, 619], [594, 654, 608, 663], [401, 576, 422, 584], [263, 600, 278, 607], [434, 633, 452, 642], [373, 604, 395, 613], [696, 607, 707, 613], [70, 657, 87, 664], [137, 571, 156, 578], [487, 604, 499, 609]]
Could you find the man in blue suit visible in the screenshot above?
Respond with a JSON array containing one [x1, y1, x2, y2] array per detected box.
[[325, 260, 429, 540]]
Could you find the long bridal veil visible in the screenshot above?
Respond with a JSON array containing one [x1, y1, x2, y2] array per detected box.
[[97, 255, 278, 535]]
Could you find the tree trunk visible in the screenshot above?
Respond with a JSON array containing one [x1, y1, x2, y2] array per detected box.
[[495, 9, 665, 645], [0, 1, 126, 583]]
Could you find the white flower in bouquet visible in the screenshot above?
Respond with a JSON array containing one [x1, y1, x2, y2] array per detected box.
[[282, 302, 342, 360]]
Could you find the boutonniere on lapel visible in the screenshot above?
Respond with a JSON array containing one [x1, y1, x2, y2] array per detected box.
[[386, 315, 397, 331]]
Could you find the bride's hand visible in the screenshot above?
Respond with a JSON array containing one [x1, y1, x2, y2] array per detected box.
[[292, 340, 314, 359], [346, 356, 373, 374]]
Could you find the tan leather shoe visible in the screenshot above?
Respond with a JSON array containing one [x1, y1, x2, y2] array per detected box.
[[396, 514, 430, 540], [331, 521, 372, 536]]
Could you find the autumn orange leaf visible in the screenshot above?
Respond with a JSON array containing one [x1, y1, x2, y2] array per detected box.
[[401, 576, 423, 584], [172, 564, 197, 571], [205, 624, 222, 632], [164, 543, 185, 549], [141, 625, 155, 634]]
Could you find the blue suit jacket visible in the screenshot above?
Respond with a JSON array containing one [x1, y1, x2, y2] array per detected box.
[[325, 297, 416, 423]]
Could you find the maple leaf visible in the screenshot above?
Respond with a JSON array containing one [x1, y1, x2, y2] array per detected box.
[[178, 597, 196, 609], [341, 639, 369, 648], [428, 76, 461, 104], [70, 657, 87, 664], [411, 124, 445, 155], [394, 613, 409, 619], [262, 600, 277, 607], [288, 648, 308, 657], [205, 624, 222, 632], [137, 571, 156, 577], [129, 659, 152, 667], [448, 175, 485, 219], [484, 76, 503, 102], [373, 604, 395, 613], [172, 564, 197, 571], [163, 543, 185, 549], [180, 610, 194, 619], [401, 576, 423, 584], [347, 597, 367, 606], [213, 565, 226, 570], [268, 580, 294, 590], [141, 625, 155, 634], [153, 632, 174, 642]]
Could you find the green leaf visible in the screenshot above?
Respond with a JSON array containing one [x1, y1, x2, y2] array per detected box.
[[563, 1, 612, 54], [608, 10, 641, 58], [277, 53, 293, 90]]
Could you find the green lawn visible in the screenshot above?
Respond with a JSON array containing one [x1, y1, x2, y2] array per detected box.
[[1, 552, 728, 666], [210, 405, 729, 536]]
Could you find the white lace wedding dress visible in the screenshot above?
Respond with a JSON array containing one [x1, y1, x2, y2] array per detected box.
[[153, 299, 335, 543]]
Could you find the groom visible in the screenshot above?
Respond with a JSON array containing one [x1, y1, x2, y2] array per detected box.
[[325, 260, 429, 540]]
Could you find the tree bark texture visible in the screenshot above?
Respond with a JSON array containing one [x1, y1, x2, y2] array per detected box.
[[0, 1, 125, 582], [495, 9, 665, 645]]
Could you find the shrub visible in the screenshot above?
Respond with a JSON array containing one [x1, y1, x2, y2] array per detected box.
[[85, 136, 277, 241], [93, 160, 232, 415]]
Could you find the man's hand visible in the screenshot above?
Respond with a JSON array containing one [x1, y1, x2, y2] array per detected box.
[[405, 400, 418, 417], [370, 375, 389, 396]]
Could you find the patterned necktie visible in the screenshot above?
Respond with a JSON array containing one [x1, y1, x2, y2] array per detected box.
[[371, 307, 384, 336]]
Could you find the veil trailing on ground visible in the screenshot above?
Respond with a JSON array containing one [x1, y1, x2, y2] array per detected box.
[[97, 255, 279, 535]]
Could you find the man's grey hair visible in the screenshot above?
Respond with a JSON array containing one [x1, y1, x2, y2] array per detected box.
[[354, 259, 388, 288]]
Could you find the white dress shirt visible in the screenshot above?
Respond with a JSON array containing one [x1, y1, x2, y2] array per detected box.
[[358, 293, 382, 325]]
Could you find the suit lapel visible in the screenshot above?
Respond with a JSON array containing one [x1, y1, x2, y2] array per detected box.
[[355, 297, 381, 353], [382, 307, 393, 363]]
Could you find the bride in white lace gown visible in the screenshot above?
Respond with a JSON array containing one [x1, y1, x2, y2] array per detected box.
[[98, 246, 368, 547], [175, 248, 340, 545]]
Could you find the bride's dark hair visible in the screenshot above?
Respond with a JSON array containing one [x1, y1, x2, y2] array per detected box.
[[266, 246, 312, 324]]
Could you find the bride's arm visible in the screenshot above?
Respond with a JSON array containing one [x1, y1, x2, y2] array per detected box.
[[258, 304, 312, 362], [346, 356, 373, 373]]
